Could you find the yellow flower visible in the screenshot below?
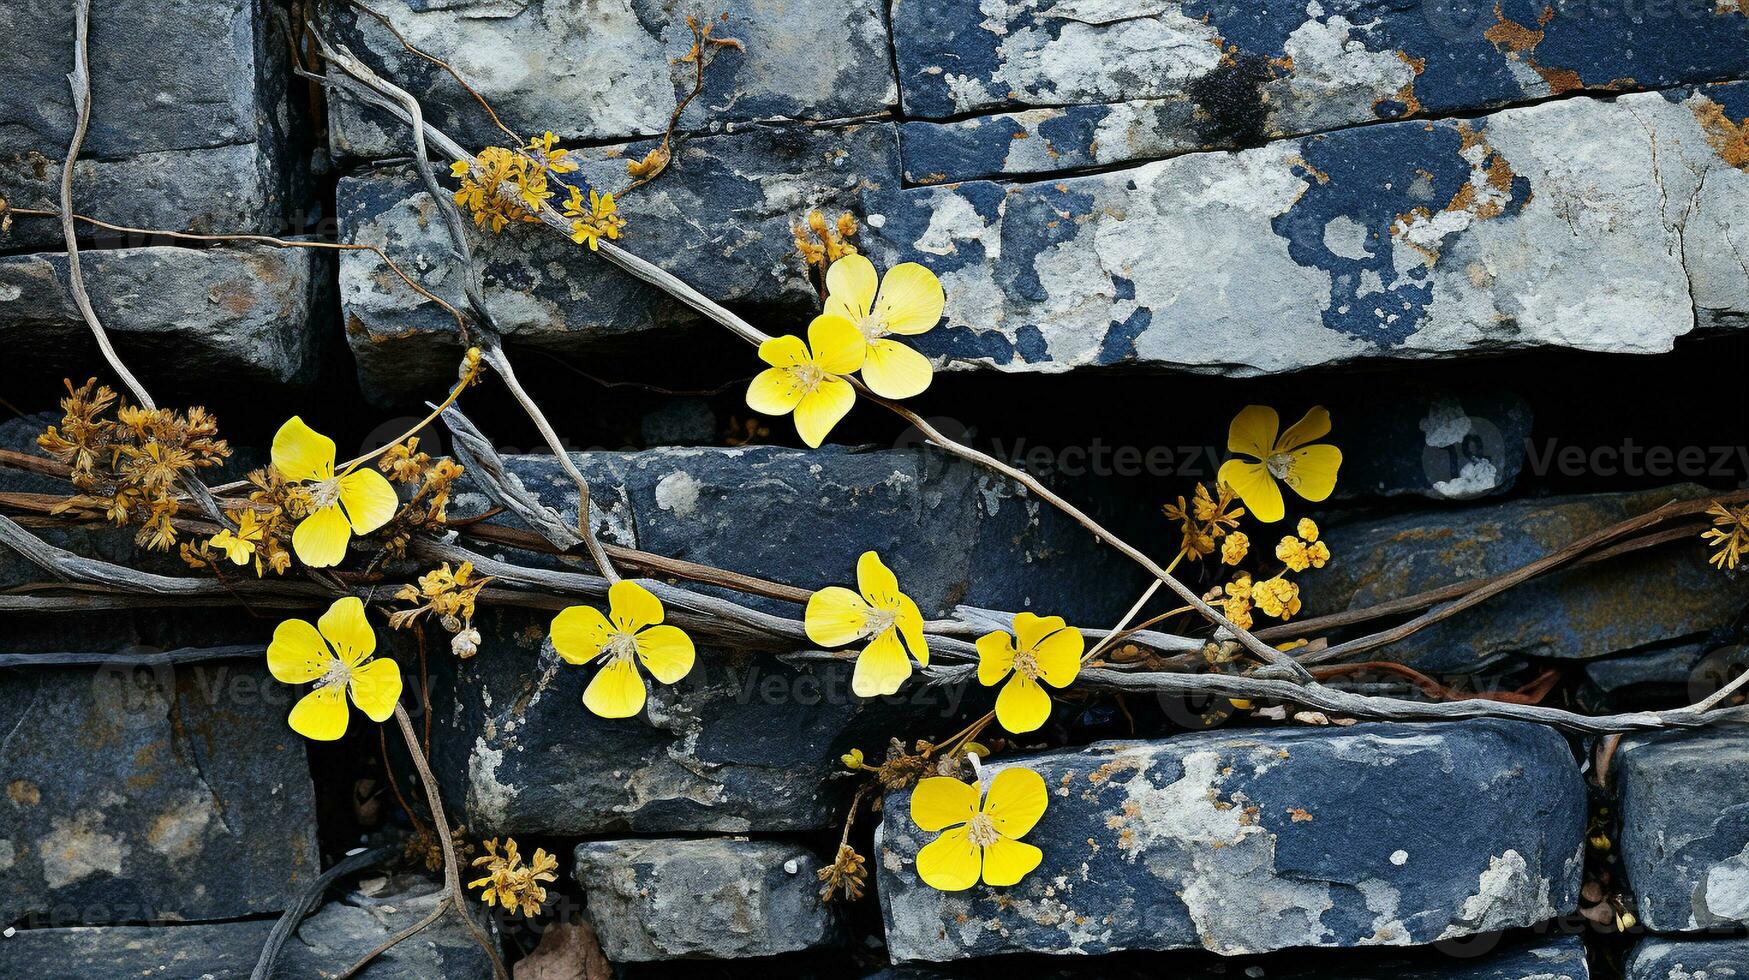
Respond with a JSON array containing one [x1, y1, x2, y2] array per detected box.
[[550, 580, 696, 718], [805, 551, 929, 697], [823, 254, 943, 399], [526, 131, 578, 174], [449, 146, 549, 232], [976, 612, 1084, 734], [563, 186, 625, 251], [1277, 535, 1311, 572], [1218, 406, 1342, 523], [1297, 517, 1320, 543], [744, 315, 866, 447], [267, 596, 403, 740], [272, 418, 399, 568], [1253, 577, 1302, 620], [470, 838, 559, 918], [912, 767, 1047, 891], [208, 508, 266, 565], [1221, 531, 1249, 565]]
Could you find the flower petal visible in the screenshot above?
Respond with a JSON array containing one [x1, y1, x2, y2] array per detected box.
[[824, 253, 878, 322], [1282, 444, 1343, 503], [1227, 405, 1280, 461], [852, 629, 913, 697], [915, 825, 981, 892], [896, 594, 929, 668], [317, 596, 376, 667], [757, 334, 809, 369], [746, 366, 807, 416], [911, 776, 979, 832], [1276, 406, 1332, 452], [288, 684, 349, 741], [792, 377, 855, 448], [860, 339, 933, 400], [1219, 458, 1285, 524], [980, 835, 1043, 887], [995, 673, 1053, 734], [347, 658, 403, 722], [609, 579, 665, 632], [984, 766, 1048, 838], [267, 618, 331, 684], [338, 468, 399, 534], [1032, 627, 1084, 689], [807, 314, 868, 376], [271, 416, 336, 483], [292, 504, 352, 568], [873, 262, 945, 336], [1012, 612, 1067, 654], [635, 625, 695, 684], [856, 550, 902, 608], [583, 657, 647, 719], [804, 586, 873, 647], [550, 604, 613, 664], [975, 631, 1017, 687]]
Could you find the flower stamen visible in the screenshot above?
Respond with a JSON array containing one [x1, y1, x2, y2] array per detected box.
[[966, 812, 1000, 847]]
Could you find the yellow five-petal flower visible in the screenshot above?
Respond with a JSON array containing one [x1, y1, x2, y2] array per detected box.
[[550, 580, 696, 719], [976, 612, 1083, 734], [804, 551, 929, 697], [272, 417, 400, 568], [824, 254, 943, 400], [745, 315, 866, 448], [912, 767, 1047, 891], [1217, 406, 1342, 524], [267, 596, 403, 741]]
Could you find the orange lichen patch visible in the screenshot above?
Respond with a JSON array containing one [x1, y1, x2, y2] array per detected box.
[[1392, 124, 1526, 267], [1288, 807, 1314, 822], [1483, 3, 1583, 93], [7, 779, 40, 805], [1385, 51, 1426, 116], [1692, 98, 1749, 171], [1720, 0, 1749, 14]]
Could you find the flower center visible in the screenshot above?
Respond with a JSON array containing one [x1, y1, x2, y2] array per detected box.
[[311, 477, 343, 510], [856, 312, 889, 341], [319, 658, 352, 690], [604, 630, 638, 664], [966, 812, 999, 847], [1266, 452, 1293, 480], [862, 606, 898, 639], [789, 362, 827, 394], [1012, 647, 1041, 680]]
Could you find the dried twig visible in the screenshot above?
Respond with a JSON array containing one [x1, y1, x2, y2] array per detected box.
[[252, 844, 399, 980]]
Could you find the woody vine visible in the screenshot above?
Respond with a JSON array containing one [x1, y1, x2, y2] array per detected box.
[[4, 0, 1749, 972]]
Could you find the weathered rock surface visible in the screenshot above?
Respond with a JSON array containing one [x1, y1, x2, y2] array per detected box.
[[1306, 486, 1747, 674], [0, 876, 494, 978], [892, 0, 1749, 161], [324, 0, 896, 158], [0, 657, 319, 925], [574, 837, 838, 960], [1616, 725, 1749, 933], [1629, 936, 1749, 979], [336, 123, 898, 402], [1, 245, 327, 386], [864, 84, 1749, 376], [0, 0, 302, 248], [438, 447, 1146, 835], [876, 720, 1585, 962]]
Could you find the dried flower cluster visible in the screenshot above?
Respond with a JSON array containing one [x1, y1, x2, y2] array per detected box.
[[391, 560, 492, 657], [793, 209, 859, 270], [38, 379, 231, 551], [818, 843, 868, 901], [469, 838, 559, 918], [1163, 482, 1246, 563], [373, 438, 466, 558], [1704, 501, 1749, 570]]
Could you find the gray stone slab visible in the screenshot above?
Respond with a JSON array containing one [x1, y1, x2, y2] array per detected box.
[[876, 720, 1585, 962], [574, 837, 838, 960], [1629, 936, 1749, 979], [1617, 725, 1749, 933], [0, 657, 320, 925]]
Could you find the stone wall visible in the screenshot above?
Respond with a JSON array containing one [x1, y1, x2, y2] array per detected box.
[[3, 0, 1749, 978]]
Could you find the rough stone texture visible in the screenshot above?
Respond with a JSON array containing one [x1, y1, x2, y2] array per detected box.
[[0, 657, 320, 925], [876, 720, 1585, 962], [0, 0, 302, 249], [1617, 725, 1749, 933], [324, 0, 896, 158], [1, 245, 327, 387], [574, 837, 838, 960], [1306, 486, 1747, 674], [438, 447, 1147, 835], [0, 877, 494, 978], [336, 123, 898, 402], [1629, 936, 1749, 980], [892, 0, 1749, 166], [863, 84, 1749, 376]]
